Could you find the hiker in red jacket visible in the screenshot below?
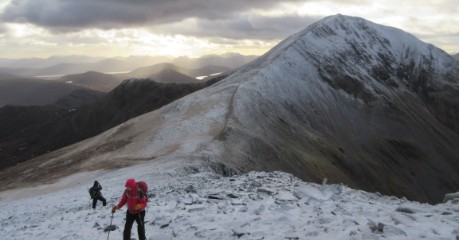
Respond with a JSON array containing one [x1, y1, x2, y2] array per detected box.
[[112, 178, 147, 240]]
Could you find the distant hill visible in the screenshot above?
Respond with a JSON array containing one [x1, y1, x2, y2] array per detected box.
[[120, 64, 198, 83], [0, 71, 16, 79], [56, 64, 228, 92], [454, 53, 459, 60], [59, 71, 123, 92], [177, 65, 231, 79], [0, 76, 226, 170], [0, 76, 88, 107], [53, 88, 105, 109], [173, 53, 258, 69], [119, 63, 230, 83]]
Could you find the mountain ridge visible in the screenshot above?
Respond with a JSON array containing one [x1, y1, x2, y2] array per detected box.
[[0, 77, 224, 170]]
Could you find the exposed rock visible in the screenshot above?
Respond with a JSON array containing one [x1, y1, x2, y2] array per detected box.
[[395, 205, 422, 214], [257, 188, 273, 195], [231, 228, 246, 238], [160, 220, 172, 228], [188, 207, 206, 213], [184, 185, 197, 193], [368, 220, 383, 233], [208, 193, 225, 200], [103, 224, 117, 232], [227, 192, 240, 198]]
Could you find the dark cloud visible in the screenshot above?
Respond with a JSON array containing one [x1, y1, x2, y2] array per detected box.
[[153, 14, 320, 40], [0, 0, 307, 32]]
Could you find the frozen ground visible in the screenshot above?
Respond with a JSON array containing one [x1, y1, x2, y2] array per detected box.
[[1, 161, 458, 240]]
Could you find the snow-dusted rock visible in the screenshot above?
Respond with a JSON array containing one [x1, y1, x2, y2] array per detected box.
[[396, 203, 423, 214], [293, 183, 325, 200], [1, 168, 459, 239], [382, 224, 407, 237], [443, 192, 459, 203]]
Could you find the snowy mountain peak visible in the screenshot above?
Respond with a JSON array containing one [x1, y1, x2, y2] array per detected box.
[[264, 14, 456, 93], [1, 15, 458, 205]]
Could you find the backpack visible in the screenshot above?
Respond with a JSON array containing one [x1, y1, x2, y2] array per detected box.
[[136, 181, 149, 201], [89, 187, 97, 199]]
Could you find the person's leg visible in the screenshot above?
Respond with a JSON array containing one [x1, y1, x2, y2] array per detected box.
[[99, 196, 107, 206], [135, 211, 146, 240], [92, 198, 97, 209], [123, 212, 135, 240]]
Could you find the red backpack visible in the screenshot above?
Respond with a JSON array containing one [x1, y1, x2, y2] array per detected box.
[[136, 181, 149, 201]]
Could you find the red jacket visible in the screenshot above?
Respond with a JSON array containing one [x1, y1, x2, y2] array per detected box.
[[116, 178, 147, 214]]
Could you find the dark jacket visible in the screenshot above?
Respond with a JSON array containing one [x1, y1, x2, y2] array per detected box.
[[90, 181, 103, 199]]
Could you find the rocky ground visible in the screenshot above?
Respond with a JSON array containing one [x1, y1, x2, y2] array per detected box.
[[1, 162, 458, 240]]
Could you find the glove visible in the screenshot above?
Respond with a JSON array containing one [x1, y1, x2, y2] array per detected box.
[[134, 204, 143, 210], [111, 206, 119, 213]]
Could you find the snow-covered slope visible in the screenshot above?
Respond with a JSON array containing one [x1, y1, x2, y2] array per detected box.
[[211, 14, 459, 203], [1, 164, 458, 240], [1, 15, 458, 204]]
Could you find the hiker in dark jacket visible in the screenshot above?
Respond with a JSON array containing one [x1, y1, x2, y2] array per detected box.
[[89, 180, 107, 209]]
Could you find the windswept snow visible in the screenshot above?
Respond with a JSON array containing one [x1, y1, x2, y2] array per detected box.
[[1, 161, 458, 240]]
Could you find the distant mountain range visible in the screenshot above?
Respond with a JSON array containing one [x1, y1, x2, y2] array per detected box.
[[0, 53, 256, 77], [0, 55, 105, 69], [0, 63, 232, 106]]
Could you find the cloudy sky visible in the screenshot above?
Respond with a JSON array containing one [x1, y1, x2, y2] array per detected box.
[[0, 0, 457, 58]]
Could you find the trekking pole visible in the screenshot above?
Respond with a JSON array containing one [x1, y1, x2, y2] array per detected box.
[[107, 212, 114, 240]]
